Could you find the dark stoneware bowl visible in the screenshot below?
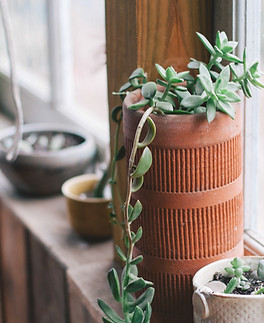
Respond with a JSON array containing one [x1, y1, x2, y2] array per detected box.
[[0, 123, 96, 196]]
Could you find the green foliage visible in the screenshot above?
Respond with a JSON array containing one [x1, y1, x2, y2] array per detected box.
[[123, 30, 263, 123]]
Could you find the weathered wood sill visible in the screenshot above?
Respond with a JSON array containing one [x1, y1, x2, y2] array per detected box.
[[0, 174, 116, 323]]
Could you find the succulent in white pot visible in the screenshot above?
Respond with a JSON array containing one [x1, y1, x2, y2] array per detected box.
[[192, 256, 264, 323]]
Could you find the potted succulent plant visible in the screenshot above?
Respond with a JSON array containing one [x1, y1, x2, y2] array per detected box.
[[117, 30, 264, 322], [192, 256, 264, 322]]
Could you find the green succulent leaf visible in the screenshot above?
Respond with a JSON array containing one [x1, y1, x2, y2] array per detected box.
[[220, 90, 240, 102], [257, 259, 264, 279], [224, 277, 239, 294], [217, 100, 236, 119], [125, 277, 153, 293], [223, 53, 242, 64], [165, 66, 177, 82], [188, 59, 200, 69], [155, 63, 166, 80], [129, 99, 149, 111], [196, 32, 215, 55], [206, 98, 216, 123], [218, 66, 230, 89], [231, 257, 244, 268], [181, 95, 206, 108], [198, 75, 213, 94], [131, 306, 144, 323], [131, 147, 152, 178], [102, 317, 114, 323], [107, 268, 121, 302], [119, 82, 131, 93], [142, 303, 152, 323], [235, 267, 243, 277], [97, 299, 125, 323], [250, 78, 264, 89], [155, 100, 173, 112], [225, 267, 235, 275], [221, 41, 238, 53], [133, 226, 143, 243], [130, 255, 143, 265], [115, 245, 127, 262], [128, 287, 155, 313], [129, 200, 142, 222], [129, 67, 145, 80], [141, 82, 157, 100], [199, 63, 211, 79], [131, 176, 144, 192], [241, 265, 251, 272], [138, 116, 156, 148]]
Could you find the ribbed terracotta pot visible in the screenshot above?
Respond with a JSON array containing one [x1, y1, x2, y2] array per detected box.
[[123, 90, 243, 323]]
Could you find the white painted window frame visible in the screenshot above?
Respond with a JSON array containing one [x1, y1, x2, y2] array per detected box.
[[0, 0, 109, 152]]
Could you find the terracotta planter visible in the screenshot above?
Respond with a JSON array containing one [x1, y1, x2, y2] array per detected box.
[[123, 90, 243, 323], [62, 174, 112, 240], [192, 256, 264, 323]]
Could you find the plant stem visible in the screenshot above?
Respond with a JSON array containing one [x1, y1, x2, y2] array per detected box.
[[122, 107, 154, 320]]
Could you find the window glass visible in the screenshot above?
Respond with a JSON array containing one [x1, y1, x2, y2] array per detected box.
[[257, 2, 264, 233], [70, 0, 108, 127], [0, 0, 49, 93]]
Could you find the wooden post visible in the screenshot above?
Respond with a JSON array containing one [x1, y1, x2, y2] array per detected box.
[[105, 0, 213, 257]]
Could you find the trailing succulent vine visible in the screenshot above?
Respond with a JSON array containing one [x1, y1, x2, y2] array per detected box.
[[98, 30, 264, 322]]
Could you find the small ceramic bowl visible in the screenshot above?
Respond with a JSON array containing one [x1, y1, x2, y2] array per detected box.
[[61, 174, 112, 240]]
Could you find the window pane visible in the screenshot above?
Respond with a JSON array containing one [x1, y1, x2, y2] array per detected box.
[[71, 0, 108, 127], [0, 0, 49, 93], [257, 2, 264, 233]]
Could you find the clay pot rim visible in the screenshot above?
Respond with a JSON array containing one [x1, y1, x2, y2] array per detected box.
[[123, 89, 239, 122], [61, 174, 110, 203], [193, 256, 264, 299]]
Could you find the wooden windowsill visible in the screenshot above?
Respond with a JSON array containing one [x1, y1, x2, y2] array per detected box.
[[0, 173, 117, 323]]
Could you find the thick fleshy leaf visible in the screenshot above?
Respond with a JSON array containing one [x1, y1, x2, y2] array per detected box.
[[199, 63, 211, 79], [222, 53, 242, 63], [129, 67, 145, 80], [198, 75, 213, 94], [143, 303, 152, 323], [226, 82, 241, 92], [217, 100, 236, 119], [155, 100, 173, 112], [156, 79, 168, 88], [107, 268, 121, 302], [129, 200, 142, 222], [138, 117, 156, 148], [222, 41, 238, 53], [125, 277, 153, 293], [130, 255, 143, 265], [188, 59, 200, 69], [165, 66, 177, 82], [206, 98, 216, 123], [141, 82, 157, 99], [119, 82, 131, 92], [133, 226, 143, 243], [115, 245, 127, 262], [220, 90, 241, 102], [196, 32, 215, 55], [97, 299, 125, 323], [218, 66, 230, 89], [128, 287, 155, 313], [131, 306, 144, 323], [128, 99, 149, 111], [250, 78, 264, 89], [131, 147, 152, 178], [225, 267, 235, 275], [181, 95, 206, 108], [129, 99, 149, 111], [155, 63, 166, 80], [224, 277, 239, 294], [132, 176, 144, 192], [249, 62, 259, 77], [257, 260, 264, 279], [231, 257, 244, 268]]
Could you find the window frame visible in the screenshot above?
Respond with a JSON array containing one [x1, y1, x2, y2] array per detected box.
[[0, 0, 109, 153]]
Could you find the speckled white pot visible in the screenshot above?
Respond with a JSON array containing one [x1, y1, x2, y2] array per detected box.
[[192, 256, 264, 323]]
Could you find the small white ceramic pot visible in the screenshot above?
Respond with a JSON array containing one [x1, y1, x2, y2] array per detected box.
[[192, 256, 264, 323]]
